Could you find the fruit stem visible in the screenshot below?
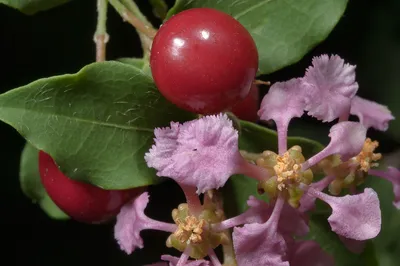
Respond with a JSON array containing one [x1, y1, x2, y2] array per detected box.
[[253, 79, 271, 86], [94, 0, 109, 62], [109, 0, 157, 40]]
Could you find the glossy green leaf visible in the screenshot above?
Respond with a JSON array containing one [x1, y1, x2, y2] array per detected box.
[[115, 58, 152, 77], [20, 143, 69, 220], [0, 61, 195, 189], [166, 0, 348, 75], [0, 0, 70, 15], [223, 121, 376, 265]]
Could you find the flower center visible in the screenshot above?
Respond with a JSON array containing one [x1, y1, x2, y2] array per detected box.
[[274, 151, 302, 190], [166, 203, 228, 259], [352, 138, 382, 172], [175, 216, 206, 244], [326, 138, 383, 195], [256, 145, 314, 208]]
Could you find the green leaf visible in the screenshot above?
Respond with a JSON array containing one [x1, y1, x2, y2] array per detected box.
[[223, 121, 376, 265], [223, 120, 324, 216], [20, 143, 69, 220], [0, 0, 70, 15], [150, 0, 168, 20], [0, 61, 195, 189], [166, 0, 348, 75], [114, 58, 152, 77]]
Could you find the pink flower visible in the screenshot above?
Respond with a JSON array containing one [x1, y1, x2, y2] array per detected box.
[[302, 54, 358, 122], [299, 175, 335, 213], [369, 167, 400, 209], [145, 114, 270, 194], [302, 122, 367, 170], [114, 192, 177, 254], [213, 196, 308, 236], [258, 78, 306, 154], [145, 121, 184, 178], [302, 186, 381, 240], [232, 197, 290, 266], [172, 114, 243, 193], [350, 96, 394, 131]]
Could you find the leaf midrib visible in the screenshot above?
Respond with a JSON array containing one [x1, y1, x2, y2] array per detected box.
[[0, 106, 154, 133]]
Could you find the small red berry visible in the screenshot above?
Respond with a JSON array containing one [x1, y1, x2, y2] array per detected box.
[[38, 151, 143, 224], [230, 84, 259, 122], [150, 8, 258, 114]]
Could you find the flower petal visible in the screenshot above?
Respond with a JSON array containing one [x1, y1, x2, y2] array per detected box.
[[350, 96, 394, 131], [279, 203, 309, 237], [212, 196, 270, 231], [289, 240, 334, 266], [172, 114, 243, 193], [299, 175, 335, 213], [258, 78, 305, 124], [302, 54, 358, 122], [145, 122, 182, 177], [302, 122, 367, 170], [306, 187, 381, 240], [232, 197, 289, 266], [369, 167, 400, 209], [233, 222, 289, 266], [258, 78, 306, 154], [114, 192, 177, 254]]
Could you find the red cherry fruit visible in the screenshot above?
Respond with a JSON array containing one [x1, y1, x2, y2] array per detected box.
[[230, 84, 259, 122], [150, 8, 259, 114], [38, 151, 143, 224]]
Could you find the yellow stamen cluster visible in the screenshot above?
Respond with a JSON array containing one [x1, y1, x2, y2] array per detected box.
[[353, 138, 382, 172], [175, 216, 205, 244], [274, 151, 302, 190], [325, 138, 383, 195], [166, 203, 228, 259], [255, 146, 313, 208]]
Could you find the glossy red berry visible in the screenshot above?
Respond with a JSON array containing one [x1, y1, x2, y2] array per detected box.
[[230, 84, 259, 122], [38, 151, 143, 224], [150, 8, 258, 114]]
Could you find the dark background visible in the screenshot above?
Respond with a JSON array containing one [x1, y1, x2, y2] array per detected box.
[[1, 0, 400, 265]]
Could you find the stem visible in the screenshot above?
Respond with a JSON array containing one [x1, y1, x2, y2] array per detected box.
[[208, 248, 222, 266], [266, 194, 285, 232], [94, 0, 109, 62], [302, 143, 335, 171], [180, 184, 202, 215], [146, 218, 177, 233], [109, 0, 157, 39], [120, 0, 155, 56], [177, 246, 190, 266], [276, 119, 290, 155], [253, 79, 271, 86], [338, 105, 351, 122], [237, 159, 272, 182]]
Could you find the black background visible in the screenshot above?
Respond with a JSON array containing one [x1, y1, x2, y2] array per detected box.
[[1, 0, 399, 265]]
